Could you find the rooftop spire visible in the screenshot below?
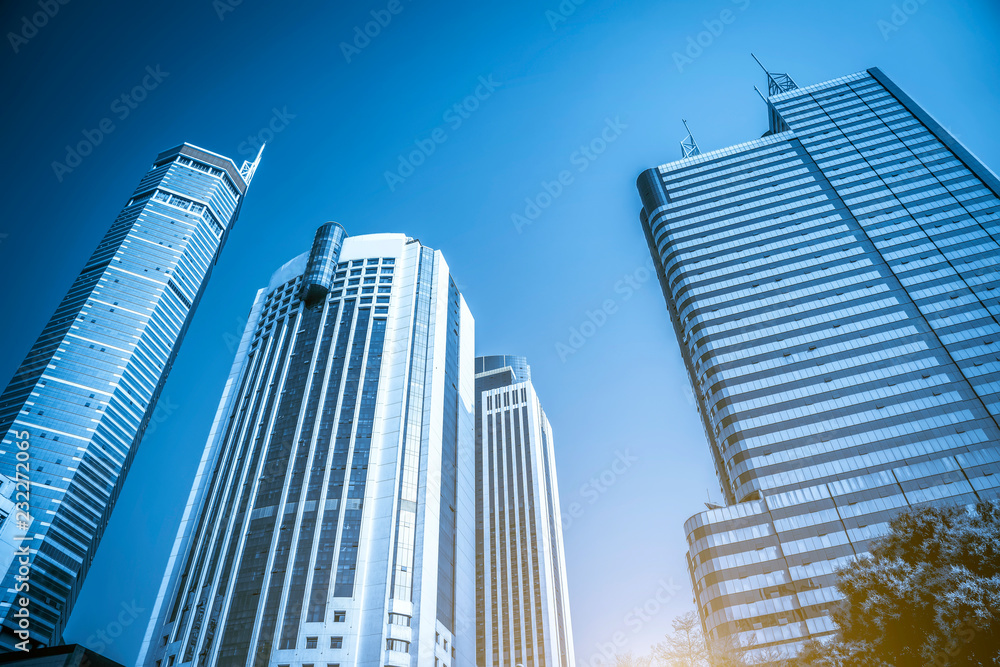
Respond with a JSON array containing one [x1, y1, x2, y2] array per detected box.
[[239, 142, 265, 187], [751, 53, 797, 96], [680, 119, 701, 159]]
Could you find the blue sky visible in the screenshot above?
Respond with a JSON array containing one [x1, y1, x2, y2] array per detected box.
[[2, 0, 999, 662]]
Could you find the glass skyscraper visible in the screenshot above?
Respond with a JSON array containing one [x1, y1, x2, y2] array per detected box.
[[136, 225, 477, 667], [636, 67, 1000, 660], [473, 355, 574, 667], [0, 143, 260, 650]]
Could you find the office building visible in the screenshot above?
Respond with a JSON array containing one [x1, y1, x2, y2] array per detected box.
[[136, 225, 477, 667], [474, 355, 574, 667], [0, 143, 261, 649], [636, 67, 1000, 660]]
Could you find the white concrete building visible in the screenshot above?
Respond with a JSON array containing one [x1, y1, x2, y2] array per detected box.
[[136, 225, 476, 667], [474, 356, 575, 667]]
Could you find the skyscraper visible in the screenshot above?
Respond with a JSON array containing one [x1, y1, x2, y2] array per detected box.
[[136, 225, 477, 667], [636, 66, 1000, 660], [0, 143, 261, 650], [473, 355, 574, 667]]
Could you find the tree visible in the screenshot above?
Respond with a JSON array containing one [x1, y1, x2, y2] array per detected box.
[[708, 631, 790, 667], [706, 633, 751, 667], [652, 612, 708, 667], [794, 638, 880, 667], [751, 643, 792, 667], [651, 612, 788, 666], [795, 500, 1000, 666], [614, 651, 653, 666]]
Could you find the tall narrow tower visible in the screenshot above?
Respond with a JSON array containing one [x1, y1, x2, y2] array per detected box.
[[637, 67, 1000, 660], [474, 355, 575, 667], [136, 225, 477, 667], [0, 143, 259, 649]]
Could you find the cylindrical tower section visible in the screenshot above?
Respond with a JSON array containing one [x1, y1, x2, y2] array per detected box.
[[636, 167, 669, 213], [475, 354, 530, 383], [300, 221, 347, 304]]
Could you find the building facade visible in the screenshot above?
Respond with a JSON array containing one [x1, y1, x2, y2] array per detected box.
[[135, 226, 477, 667], [0, 143, 260, 649], [636, 68, 1000, 659], [474, 355, 574, 667]]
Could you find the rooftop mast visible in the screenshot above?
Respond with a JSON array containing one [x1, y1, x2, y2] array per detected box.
[[751, 53, 798, 95], [752, 54, 797, 136], [680, 119, 701, 158], [239, 142, 265, 187]]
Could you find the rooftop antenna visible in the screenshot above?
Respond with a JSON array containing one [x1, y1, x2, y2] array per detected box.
[[751, 58, 794, 136], [751, 53, 797, 96], [704, 488, 722, 511], [680, 119, 701, 158], [239, 142, 265, 187]]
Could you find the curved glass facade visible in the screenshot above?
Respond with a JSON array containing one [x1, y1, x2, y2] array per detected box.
[[0, 143, 251, 649], [475, 355, 531, 384], [638, 69, 1000, 661], [300, 222, 348, 305]]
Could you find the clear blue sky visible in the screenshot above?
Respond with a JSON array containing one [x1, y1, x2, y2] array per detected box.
[[2, 0, 998, 663]]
